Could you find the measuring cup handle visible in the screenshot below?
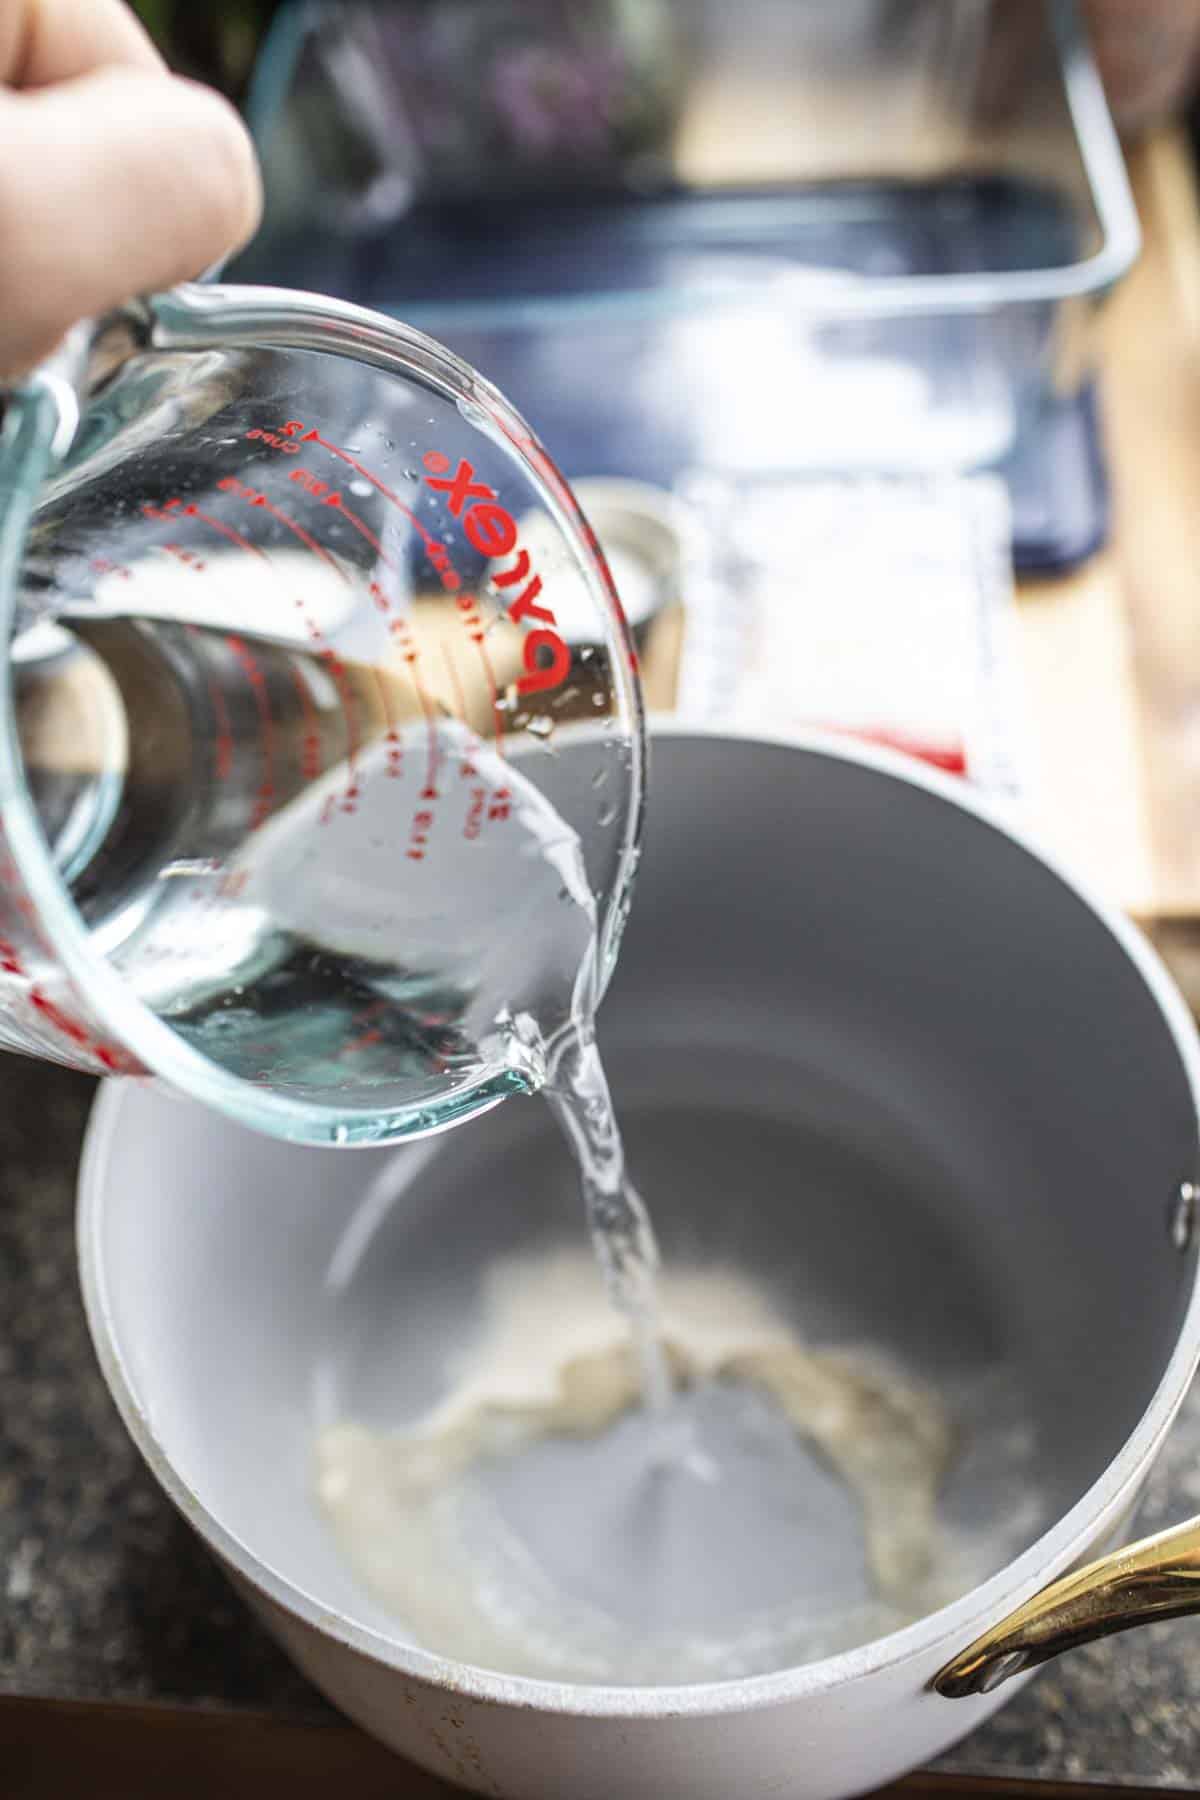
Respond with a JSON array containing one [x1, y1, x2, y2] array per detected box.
[[1, 318, 98, 460]]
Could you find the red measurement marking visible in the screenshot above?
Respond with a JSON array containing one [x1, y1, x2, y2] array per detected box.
[[0, 838, 58, 965], [446, 591, 507, 761], [183, 623, 235, 781], [280, 422, 440, 552], [0, 894, 111, 1063], [225, 635, 277, 828], [357, 637, 400, 774], [332, 495, 389, 563], [30, 989, 91, 1047], [142, 500, 183, 524], [319, 645, 362, 810], [425, 539, 461, 592], [288, 662, 324, 782], [158, 542, 207, 573], [275, 421, 471, 602], [183, 493, 361, 807], [216, 477, 348, 583], [343, 998, 390, 1055], [152, 541, 241, 784], [245, 427, 300, 455], [463, 785, 486, 842], [142, 481, 378, 813], [406, 807, 434, 863], [182, 503, 268, 567], [366, 581, 404, 778], [27, 983, 132, 1070], [213, 488, 365, 801], [218, 428, 477, 810], [389, 615, 440, 801], [288, 467, 396, 567], [352, 998, 389, 1026], [179, 507, 322, 784], [475, 635, 507, 761], [439, 644, 482, 780], [89, 556, 132, 582]]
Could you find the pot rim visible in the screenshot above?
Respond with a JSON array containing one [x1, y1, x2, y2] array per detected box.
[[77, 722, 1200, 1720]]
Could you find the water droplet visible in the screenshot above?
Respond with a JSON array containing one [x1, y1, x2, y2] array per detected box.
[[404, 469, 417, 482], [1170, 1182, 1197, 1250], [579, 647, 595, 663], [591, 692, 606, 708], [598, 801, 618, 826], [977, 1651, 1031, 1695], [349, 479, 371, 498], [590, 767, 608, 788], [332, 1123, 350, 1146], [344, 446, 362, 455], [526, 715, 554, 740], [203, 1007, 256, 1036]]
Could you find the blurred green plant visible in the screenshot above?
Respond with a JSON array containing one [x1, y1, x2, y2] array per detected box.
[[128, 0, 284, 99]]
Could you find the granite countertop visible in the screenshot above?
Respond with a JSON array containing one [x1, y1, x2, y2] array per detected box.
[[4, 1056, 1200, 1789]]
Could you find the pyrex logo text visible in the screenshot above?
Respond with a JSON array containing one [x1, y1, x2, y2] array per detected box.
[[423, 452, 571, 698]]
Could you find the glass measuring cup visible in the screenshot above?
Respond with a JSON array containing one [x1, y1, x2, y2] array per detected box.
[[0, 283, 644, 1145]]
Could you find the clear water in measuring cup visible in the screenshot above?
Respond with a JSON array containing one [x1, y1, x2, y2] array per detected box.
[[24, 617, 572, 1103], [9, 317, 643, 1146]]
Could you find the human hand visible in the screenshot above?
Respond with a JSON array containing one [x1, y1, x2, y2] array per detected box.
[[0, 0, 261, 382], [1084, 0, 1200, 136]]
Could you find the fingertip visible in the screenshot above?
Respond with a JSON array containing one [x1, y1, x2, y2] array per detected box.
[[0, 66, 264, 375], [170, 77, 263, 259], [0, 321, 72, 384]]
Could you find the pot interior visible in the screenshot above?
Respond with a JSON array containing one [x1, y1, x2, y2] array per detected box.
[[83, 735, 1200, 1681]]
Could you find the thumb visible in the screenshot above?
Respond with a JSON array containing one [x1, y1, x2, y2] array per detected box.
[[0, 63, 262, 381]]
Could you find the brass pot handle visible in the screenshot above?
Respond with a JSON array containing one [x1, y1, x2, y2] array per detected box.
[[934, 1514, 1200, 1697]]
